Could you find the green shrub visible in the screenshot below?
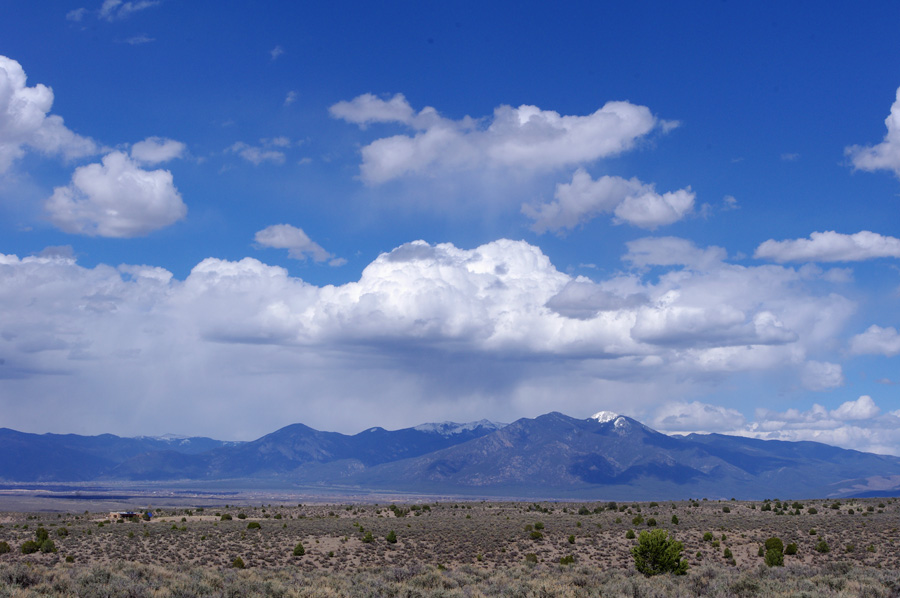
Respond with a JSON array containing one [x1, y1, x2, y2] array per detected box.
[[220, 514, 232, 521], [647, 518, 657, 526], [39, 539, 56, 554], [529, 531, 543, 541], [631, 529, 688, 576], [534, 521, 544, 530], [632, 515, 644, 525], [559, 554, 575, 565], [626, 529, 636, 539], [671, 515, 679, 524], [231, 556, 245, 568], [785, 542, 798, 555], [723, 547, 733, 559], [247, 522, 260, 529], [362, 531, 374, 543], [237, 513, 247, 519], [703, 532, 713, 542], [386, 530, 397, 544], [0, 541, 10, 554], [56, 527, 68, 537], [524, 553, 538, 564], [567, 534, 575, 544], [815, 540, 830, 553], [764, 548, 784, 567], [293, 542, 305, 556], [722, 506, 730, 513], [764, 537, 784, 553]]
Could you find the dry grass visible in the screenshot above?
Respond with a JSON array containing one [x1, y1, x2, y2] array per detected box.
[[0, 497, 898, 596]]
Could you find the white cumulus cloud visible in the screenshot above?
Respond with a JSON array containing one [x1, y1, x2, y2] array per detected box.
[[44, 151, 186, 237], [0, 55, 97, 173], [846, 86, 900, 177], [850, 325, 900, 356], [523, 169, 695, 232], [330, 93, 663, 184], [755, 230, 900, 263], [746, 396, 900, 455], [651, 395, 900, 456]]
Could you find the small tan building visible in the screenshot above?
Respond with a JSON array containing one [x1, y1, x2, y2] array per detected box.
[[108, 512, 140, 521]]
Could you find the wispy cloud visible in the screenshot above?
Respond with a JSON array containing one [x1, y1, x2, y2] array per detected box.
[[123, 34, 155, 45], [66, 7, 88, 21], [755, 230, 900, 263], [254, 224, 341, 265], [99, 0, 160, 22], [226, 142, 285, 165]]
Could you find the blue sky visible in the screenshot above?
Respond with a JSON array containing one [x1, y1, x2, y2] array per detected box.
[[2, 1, 900, 453]]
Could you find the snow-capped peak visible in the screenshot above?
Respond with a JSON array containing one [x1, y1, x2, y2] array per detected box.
[[413, 419, 505, 436], [590, 411, 619, 423], [137, 433, 189, 442]]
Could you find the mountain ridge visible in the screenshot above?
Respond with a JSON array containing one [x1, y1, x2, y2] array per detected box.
[[2, 414, 899, 500]]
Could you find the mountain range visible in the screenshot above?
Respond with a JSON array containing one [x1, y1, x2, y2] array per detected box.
[[3, 412, 899, 500]]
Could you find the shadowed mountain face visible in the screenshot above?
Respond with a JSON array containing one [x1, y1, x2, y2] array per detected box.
[[3, 414, 900, 500], [349, 413, 900, 499], [0, 429, 235, 482]]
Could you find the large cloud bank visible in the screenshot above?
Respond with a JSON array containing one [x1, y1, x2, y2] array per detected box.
[[0, 237, 865, 440], [652, 396, 900, 456]]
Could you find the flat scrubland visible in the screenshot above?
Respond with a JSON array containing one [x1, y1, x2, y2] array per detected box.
[[1, 497, 899, 597]]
